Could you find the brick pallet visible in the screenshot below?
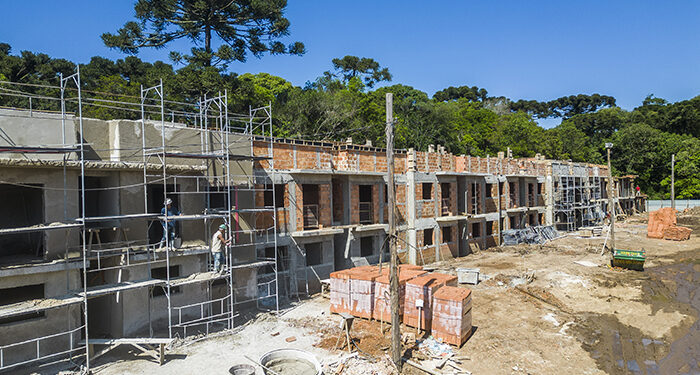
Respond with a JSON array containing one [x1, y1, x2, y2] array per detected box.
[[373, 269, 427, 321], [348, 267, 383, 319], [432, 286, 473, 347], [330, 269, 353, 314], [403, 273, 457, 331]]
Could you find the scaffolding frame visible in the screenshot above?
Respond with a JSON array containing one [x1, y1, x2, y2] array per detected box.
[[0, 72, 281, 373]]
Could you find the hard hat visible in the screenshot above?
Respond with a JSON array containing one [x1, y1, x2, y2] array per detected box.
[[219, 224, 227, 230], [164, 198, 173, 205]]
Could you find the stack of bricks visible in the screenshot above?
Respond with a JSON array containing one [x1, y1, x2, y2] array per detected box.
[[403, 273, 458, 331], [372, 268, 427, 322], [662, 226, 692, 241], [348, 266, 383, 319], [432, 286, 473, 347], [330, 269, 355, 314]]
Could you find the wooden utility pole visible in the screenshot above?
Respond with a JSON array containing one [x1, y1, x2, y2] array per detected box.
[[671, 154, 675, 210], [606, 143, 615, 252], [386, 93, 401, 370]]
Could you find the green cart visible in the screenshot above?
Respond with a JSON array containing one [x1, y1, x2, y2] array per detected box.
[[612, 249, 646, 271]]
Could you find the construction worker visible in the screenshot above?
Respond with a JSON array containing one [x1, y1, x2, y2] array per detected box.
[[160, 198, 182, 246], [212, 224, 231, 272]]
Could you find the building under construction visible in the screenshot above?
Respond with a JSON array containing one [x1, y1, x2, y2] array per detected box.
[[0, 74, 646, 372]]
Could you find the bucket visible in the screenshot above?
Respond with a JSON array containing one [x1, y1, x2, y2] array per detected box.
[[259, 349, 321, 375], [229, 364, 256, 375], [457, 268, 480, 284]]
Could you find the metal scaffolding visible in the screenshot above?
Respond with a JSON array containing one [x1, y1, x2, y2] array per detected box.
[[0, 71, 281, 373]]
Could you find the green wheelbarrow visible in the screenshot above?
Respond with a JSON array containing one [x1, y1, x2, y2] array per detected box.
[[611, 248, 646, 271]]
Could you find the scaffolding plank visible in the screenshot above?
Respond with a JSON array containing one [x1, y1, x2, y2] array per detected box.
[[170, 271, 227, 286], [229, 260, 274, 270], [80, 279, 165, 298], [0, 222, 81, 234], [157, 213, 228, 221], [0, 295, 83, 318], [0, 145, 80, 154], [80, 213, 161, 222]]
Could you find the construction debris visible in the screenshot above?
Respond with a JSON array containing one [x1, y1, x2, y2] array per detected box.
[[502, 225, 559, 245]]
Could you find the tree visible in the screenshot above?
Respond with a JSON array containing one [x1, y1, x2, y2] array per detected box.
[[510, 94, 616, 119], [433, 85, 488, 102], [330, 56, 392, 88], [660, 140, 700, 199], [102, 0, 305, 68]]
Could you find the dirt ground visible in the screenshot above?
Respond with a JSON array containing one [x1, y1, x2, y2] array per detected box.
[[62, 211, 699, 375]]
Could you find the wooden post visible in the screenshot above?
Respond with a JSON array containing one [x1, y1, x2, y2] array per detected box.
[[606, 143, 615, 252], [671, 154, 675, 210], [386, 93, 401, 370]]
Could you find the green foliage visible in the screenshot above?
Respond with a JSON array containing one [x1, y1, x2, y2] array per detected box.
[[433, 85, 488, 102], [102, 0, 305, 68], [510, 94, 616, 119], [2, 42, 700, 198], [329, 56, 392, 88]]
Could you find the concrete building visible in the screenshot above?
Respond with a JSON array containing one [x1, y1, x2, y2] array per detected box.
[[0, 84, 644, 372]]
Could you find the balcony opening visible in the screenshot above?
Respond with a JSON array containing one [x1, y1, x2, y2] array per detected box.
[[360, 236, 374, 257], [442, 226, 452, 243], [509, 181, 517, 207], [528, 183, 535, 207], [263, 184, 285, 208], [152, 265, 182, 296], [302, 184, 319, 230], [305, 242, 322, 266], [0, 184, 44, 264], [422, 183, 432, 200], [424, 228, 434, 247], [440, 183, 451, 216], [359, 185, 373, 224], [0, 284, 45, 325], [470, 182, 480, 215], [471, 222, 481, 238], [262, 246, 288, 274]]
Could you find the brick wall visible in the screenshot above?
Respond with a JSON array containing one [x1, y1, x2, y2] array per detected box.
[[417, 182, 435, 219], [350, 184, 360, 225]]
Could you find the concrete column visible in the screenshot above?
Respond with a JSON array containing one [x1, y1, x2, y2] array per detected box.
[[288, 182, 297, 231], [406, 149, 418, 264], [545, 164, 554, 226]]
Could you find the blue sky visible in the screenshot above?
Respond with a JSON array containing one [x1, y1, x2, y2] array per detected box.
[[1, 1, 698, 127]]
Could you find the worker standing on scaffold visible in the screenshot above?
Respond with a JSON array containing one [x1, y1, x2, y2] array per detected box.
[[161, 198, 182, 247], [212, 224, 231, 273]]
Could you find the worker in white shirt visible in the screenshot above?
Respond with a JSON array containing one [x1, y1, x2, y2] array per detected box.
[[212, 224, 231, 272]]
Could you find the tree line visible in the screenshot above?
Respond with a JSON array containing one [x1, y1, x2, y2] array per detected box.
[[0, 0, 698, 199]]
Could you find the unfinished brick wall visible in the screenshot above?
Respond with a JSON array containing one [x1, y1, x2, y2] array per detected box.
[[319, 184, 332, 228], [417, 182, 435, 219], [416, 228, 437, 264], [254, 184, 289, 232], [436, 182, 458, 216], [508, 180, 519, 208], [350, 184, 360, 225], [438, 224, 459, 260], [485, 183, 498, 213]]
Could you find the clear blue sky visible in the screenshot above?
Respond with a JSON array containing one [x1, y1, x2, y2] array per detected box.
[[1, 1, 699, 127]]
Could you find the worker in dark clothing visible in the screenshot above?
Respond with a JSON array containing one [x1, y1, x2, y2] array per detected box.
[[161, 198, 182, 246]]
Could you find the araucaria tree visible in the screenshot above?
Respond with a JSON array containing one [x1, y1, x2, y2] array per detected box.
[[102, 0, 305, 68]]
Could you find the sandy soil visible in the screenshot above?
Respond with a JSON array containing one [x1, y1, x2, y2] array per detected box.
[[66, 212, 698, 375]]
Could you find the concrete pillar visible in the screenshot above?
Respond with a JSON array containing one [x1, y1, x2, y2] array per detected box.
[[406, 148, 418, 264], [545, 164, 554, 226]]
